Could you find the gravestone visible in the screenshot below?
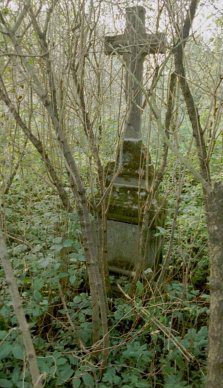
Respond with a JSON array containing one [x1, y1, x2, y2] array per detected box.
[[104, 6, 166, 273]]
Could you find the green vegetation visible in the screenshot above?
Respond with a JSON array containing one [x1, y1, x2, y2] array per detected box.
[[0, 164, 209, 388], [1, 1, 223, 387]]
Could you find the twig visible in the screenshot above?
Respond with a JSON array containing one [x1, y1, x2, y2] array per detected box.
[[117, 284, 194, 362]]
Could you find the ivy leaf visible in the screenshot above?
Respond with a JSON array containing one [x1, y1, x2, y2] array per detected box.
[[0, 343, 12, 360], [136, 281, 144, 296], [53, 237, 63, 244], [63, 239, 73, 248], [34, 290, 42, 302], [14, 382, 29, 388], [102, 368, 116, 384], [0, 331, 7, 340], [56, 357, 67, 366], [67, 355, 79, 366], [72, 378, 81, 388], [69, 275, 77, 285], [32, 244, 42, 253], [33, 278, 43, 291], [0, 379, 12, 388], [57, 365, 73, 383], [11, 366, 20, 384], [12, 343, 24, 360], [82, 372, 95, 387], [38, 357, 54, 374], [12, 244, 27, 255]]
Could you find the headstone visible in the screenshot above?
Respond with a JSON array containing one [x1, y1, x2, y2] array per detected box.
[[104, 6, 166, 273]]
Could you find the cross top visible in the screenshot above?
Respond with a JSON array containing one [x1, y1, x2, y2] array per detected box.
[[105, 6, 165, 141]]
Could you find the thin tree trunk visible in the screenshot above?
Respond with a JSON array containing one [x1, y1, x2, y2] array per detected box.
[[171, 0, 223, 385], [71, 68, 110, 292], [205, 183, 223, 388], [153, 71, 177, 192], [3, 138, 27, 195], [0, 3, 109, 363], [0, 228, 44, 388], [173, 0, 210, 187], [0, 78, 72, 211], [25, 7, 109, 359]]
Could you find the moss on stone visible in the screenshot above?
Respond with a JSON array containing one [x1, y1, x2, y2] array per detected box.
[[104, 140, 165, 227], [108, 185, 149, 224]]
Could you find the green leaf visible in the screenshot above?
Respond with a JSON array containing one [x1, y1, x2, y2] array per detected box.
[[82, 372, 95, 387], [33, 278, 43, 291], [102, 368, 116, 384], [32, 244, 42, 253], [75, 253, 86, 262], [2, 7, 10, 16], [69, 275, 77, 285], [34, 290, 42, 302], [56, 357, 67, 366], [0, 331, 7, 340], [113, 375, 121, 384], [72, 378, 81, 388], [164, 374, 190, 388], [136, 281, 144, 296], [63, 239, 73, 247], [67, 355, 79, 366], [0, 379, 12, 388], [12, 244, 27, 255], [57, 365, 73, 383], [11, 366, 20, 384], [53, 237, 63, 244], [73, 296, 82, 304], [12, 343, 24, 360], [144, 267, 153, 275], [15, 382, 29, 388], [154, 226, 167, 236], [0, 343, 11, 360], [38, 357, 54, 375]]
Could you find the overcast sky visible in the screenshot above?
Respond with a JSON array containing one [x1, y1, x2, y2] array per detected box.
[[100, 0, 222, 43], [5, 0, 223, 44]]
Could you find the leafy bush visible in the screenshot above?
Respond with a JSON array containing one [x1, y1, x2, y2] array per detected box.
[[0, 169, 209, 387]]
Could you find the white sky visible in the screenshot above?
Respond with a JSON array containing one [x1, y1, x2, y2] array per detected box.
[[100, 0, 222, 43], [4, 0, 223, 44]]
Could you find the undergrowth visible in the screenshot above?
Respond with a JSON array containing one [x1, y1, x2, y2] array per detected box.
[[0, 171, 209, 388]]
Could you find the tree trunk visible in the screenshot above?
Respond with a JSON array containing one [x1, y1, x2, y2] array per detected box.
[[0, 229, 44, 388], [0, 78, 72, 211], [170, 0, 223, 385], [205, 182, 223, 388]]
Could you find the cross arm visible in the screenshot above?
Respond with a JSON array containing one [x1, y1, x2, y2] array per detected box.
[[104, 35, 128, 55], [104, 32, 166, 56]]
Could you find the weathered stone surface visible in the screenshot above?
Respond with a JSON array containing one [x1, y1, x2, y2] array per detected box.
[[104, 6, 166, 273], [107, 220, 162, 271], [105, 162, 165, 271]]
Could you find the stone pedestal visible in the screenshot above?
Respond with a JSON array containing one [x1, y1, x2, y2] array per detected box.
[[106, 140, 164, 273], [107, 220, 162, 271]]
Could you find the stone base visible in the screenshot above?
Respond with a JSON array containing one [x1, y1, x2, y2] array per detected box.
[[107, 219, 162, 272], [105, 139, 165, 274]]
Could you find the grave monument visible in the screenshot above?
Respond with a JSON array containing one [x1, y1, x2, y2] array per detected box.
[[104, 6, 166, 273]]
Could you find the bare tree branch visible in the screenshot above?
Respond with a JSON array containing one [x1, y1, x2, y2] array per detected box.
[[12, 0, 31, 34], [173, 0, 211, 187], [0, 76, 72, 210]]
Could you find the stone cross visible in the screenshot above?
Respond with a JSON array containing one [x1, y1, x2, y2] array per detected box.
[[105, 6, 165, 142]]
